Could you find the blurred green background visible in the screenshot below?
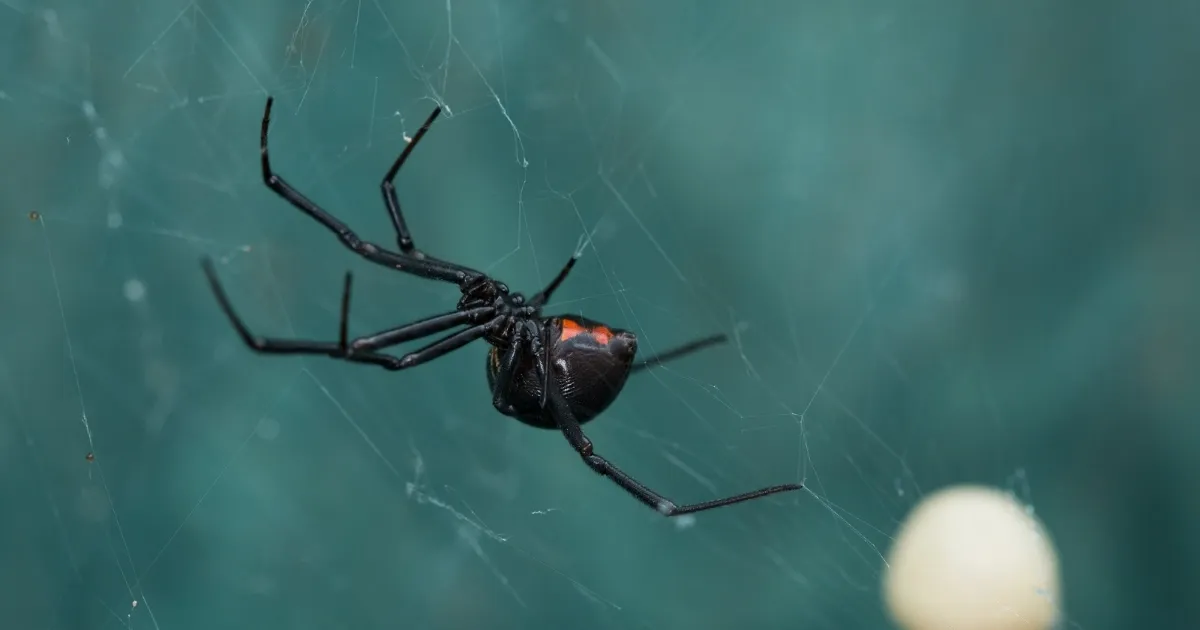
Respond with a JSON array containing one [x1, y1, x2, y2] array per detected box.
[[2, 1, 1197, 629]]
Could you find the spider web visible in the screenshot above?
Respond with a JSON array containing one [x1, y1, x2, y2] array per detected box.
[[4, 1, 1195, 629]]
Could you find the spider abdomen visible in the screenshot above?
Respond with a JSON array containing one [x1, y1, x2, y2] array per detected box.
[[486, 316, 637, 429]]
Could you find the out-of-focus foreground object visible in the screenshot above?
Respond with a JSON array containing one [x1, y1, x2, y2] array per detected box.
[[883, 485, 1061, 630]]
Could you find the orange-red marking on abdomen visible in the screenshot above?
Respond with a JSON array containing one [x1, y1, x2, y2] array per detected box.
[[560, 319, 613, 345]]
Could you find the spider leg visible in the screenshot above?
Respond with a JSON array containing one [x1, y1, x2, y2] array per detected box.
[[349, 304, 497, 353], [202, 258, 497, 370], [529, 251, 580, 308], [544, 385, 802, 516], [258, 97, 474, 286], [538, 321, 553, 409], [631, 333, 727, 373], [525, 337, 803, 516], [489, 342, 522, 414], [379, 105, 485, 277], [392, 316, 504, 370]]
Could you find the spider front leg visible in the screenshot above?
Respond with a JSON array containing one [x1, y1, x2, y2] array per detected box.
[[378, 105, 481, 277], [380, 106, 438, 256], [256, 97, 472, 286]]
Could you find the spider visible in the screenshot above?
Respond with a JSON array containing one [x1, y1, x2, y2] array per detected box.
[[201, 96, 804, 516]]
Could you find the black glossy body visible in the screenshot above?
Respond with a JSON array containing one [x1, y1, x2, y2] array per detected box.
[[201, 96, 804, 516], [488, 316, 637, 429]]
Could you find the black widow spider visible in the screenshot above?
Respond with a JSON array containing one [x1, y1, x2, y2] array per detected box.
[[201, 97, 803, 516]]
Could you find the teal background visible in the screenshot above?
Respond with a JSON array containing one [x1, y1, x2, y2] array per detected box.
[[2, 1, 1198, 629]]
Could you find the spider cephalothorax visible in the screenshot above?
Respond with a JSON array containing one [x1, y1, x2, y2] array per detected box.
[[202, 96, 803, 516], [456, 275, 508, 311]]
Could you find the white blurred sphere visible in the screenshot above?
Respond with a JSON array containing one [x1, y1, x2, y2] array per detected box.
[[883, 485, 1061, 630]]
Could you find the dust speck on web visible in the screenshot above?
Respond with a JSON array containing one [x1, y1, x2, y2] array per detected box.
[[34, 215, 163, 630]]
